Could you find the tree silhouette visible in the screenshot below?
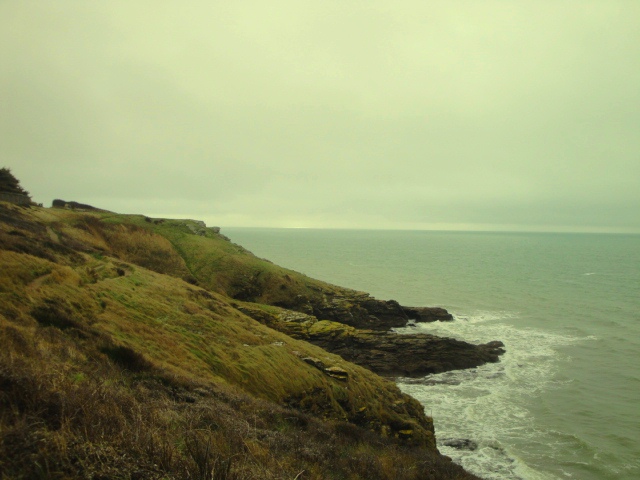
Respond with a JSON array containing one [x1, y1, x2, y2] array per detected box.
[[0, 168, 30, 196]]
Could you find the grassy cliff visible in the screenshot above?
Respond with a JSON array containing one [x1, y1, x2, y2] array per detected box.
[[0, 201, 480, 479]]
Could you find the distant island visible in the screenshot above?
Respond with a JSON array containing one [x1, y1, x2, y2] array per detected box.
[[0, 170, 501, 479]]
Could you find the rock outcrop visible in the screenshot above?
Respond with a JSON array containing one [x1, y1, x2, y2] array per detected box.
[[311, 295, 410, 330], [292, 292, 455, 331], [441, 438, 479, 451], [235, 303, 505, 377], [402, 306, 454, 322], [304, 320, 505, 377]]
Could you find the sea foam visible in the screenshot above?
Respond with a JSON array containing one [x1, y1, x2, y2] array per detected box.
[[397, 312, 594, 480]]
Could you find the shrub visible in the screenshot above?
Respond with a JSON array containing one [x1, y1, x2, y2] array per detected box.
[[100, 345, 154, 372], [31, 298, 82, 330], [0, 167, 29, 196]]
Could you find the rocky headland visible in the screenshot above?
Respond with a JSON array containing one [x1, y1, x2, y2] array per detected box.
[[236, 300, 505, 378], [0, 182, 493, 479]]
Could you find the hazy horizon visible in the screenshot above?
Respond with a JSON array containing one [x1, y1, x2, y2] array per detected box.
[[2, 2, 639, 234], [222, 225, 640, 235]]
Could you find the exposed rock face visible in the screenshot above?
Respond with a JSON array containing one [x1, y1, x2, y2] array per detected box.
[[310, 294, 408, 330], [309, 294, 453, 330], [302, 356, 326, 370], [300, 357, 348, 380], [305, 321, 505, 377], [230, 270, 505, 378], [324, 366, 349, 381], [402, 306, 454, 322], [441, 438, 479, 451], [235, 303, 505, 377]]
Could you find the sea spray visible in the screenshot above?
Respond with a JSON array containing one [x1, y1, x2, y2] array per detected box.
[[396, 313, 597, 480]]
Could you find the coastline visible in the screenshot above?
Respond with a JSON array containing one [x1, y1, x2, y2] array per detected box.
[[225, 227, 640, 480], [0, 201, 496, 479]]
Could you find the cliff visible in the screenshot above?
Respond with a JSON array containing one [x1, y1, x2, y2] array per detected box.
[[0, 199, 486, 479]]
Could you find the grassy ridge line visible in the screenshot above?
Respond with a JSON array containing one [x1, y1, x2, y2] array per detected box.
[[101, 213, 359, 304], [0, 202, 482, 478]]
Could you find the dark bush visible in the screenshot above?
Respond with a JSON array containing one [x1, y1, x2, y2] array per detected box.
[[31, 298, 81, 330], [0, 167, 29, 196], [100, 345, 153, 372]]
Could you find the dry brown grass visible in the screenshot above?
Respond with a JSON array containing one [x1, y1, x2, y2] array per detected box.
[[0, 315, 479, 480], [67, 215, 195, 281]]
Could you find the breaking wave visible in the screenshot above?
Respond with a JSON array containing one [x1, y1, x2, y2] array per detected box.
[[396, 312, 594, 480]]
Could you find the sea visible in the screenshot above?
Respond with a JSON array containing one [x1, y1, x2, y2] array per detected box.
[[223, 228, 640, 480]]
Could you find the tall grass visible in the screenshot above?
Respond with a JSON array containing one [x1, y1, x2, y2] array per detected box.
[[0, 203, 481, 479], [0, 318, 478, 479]]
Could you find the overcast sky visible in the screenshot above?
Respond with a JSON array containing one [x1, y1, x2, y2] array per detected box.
[[2, 1, 639, 232]]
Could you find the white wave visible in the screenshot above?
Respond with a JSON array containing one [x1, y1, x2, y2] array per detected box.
[[396, 312, 596, 480]]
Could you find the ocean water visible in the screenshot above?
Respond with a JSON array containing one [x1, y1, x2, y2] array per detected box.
[[224, 228, 640, 480]]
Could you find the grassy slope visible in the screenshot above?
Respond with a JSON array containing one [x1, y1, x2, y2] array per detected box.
[[100, 213, 357, 305], [0, 202, 480, 479]]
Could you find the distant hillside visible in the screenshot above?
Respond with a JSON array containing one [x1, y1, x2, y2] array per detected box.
[[0, 200, 482, 479], [51, 198, 111, 212]]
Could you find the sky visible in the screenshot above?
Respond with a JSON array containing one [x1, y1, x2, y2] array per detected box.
[[1, 1, 639, 233]]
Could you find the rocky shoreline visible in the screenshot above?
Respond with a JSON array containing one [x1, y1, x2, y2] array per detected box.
[[235, 295, 505, 378]]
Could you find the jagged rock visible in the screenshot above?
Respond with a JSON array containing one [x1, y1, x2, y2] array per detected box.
[[180, 220, 223, 237], [280, 310, 314, 323], [441, 438, 478, 451], [307, 294, 456, 330], [359, 299, 410, 328], [312, 295, 410, 330], [237, 270, 455, 332], [236, 304, 505, 378], [303, 321, 505, 377], [402, 306, 454, 322], [483, 340, 506, 355], [185, 221, 207, 236], [302, 357, 326, 370], [302, 357, 348, 381], [324, 366, 348, 381]]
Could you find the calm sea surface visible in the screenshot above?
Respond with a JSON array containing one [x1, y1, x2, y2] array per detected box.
[[224, 228, 640, 480]]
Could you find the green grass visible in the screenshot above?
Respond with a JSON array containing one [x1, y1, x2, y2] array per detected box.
[[0, 202, 481, 479], [104, 214, 354, 304]]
